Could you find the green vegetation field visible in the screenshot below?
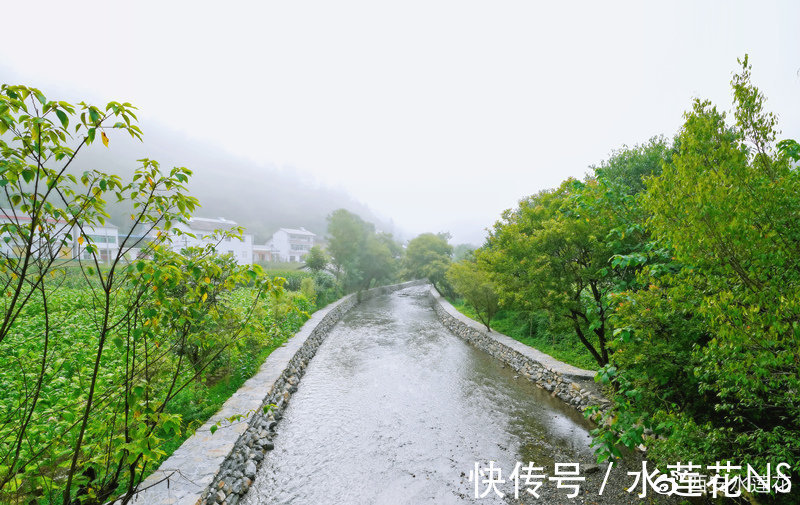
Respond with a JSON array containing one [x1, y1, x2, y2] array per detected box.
[[0, 274, 315, 504]]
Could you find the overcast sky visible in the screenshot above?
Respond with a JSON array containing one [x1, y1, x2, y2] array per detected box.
[[2, 1, 799, 244]]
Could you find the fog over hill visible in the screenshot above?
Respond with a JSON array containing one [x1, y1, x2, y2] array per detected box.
[[70, 122, 397, 243]]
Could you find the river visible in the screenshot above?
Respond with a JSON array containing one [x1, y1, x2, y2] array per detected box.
[[242, 284, 643, 504]]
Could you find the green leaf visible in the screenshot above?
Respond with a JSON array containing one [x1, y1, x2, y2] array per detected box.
[[55, 109, 69, 129]]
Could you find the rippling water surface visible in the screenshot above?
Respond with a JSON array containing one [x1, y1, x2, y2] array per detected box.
[[242, 285, 598, 504]]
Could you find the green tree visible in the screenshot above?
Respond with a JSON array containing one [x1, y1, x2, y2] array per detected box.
[[452, 243, 476, 262], [481, 181, 618, 367], [403, 232, 452, 293], [479, 136, 669, 369], [304, 245, 329, 272], [446, 260, 498, 330], [326, 209, 371, 288], [591, 136, 670, 195], [325, 209, 399, 291], [359, 232, 401, 290], [591, 58, 800, 494]]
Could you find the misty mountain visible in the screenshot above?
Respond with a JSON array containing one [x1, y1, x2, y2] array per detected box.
[[69, 122, 394, 243]]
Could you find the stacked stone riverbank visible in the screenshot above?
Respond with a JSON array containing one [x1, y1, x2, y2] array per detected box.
[[428, 287, 611, 416], [128, 281, 613, 505]]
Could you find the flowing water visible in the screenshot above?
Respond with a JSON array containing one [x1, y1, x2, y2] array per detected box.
[[242, 285, 623, 505]]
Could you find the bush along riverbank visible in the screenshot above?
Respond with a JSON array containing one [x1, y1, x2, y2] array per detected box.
[[443, 58, 799, 503]]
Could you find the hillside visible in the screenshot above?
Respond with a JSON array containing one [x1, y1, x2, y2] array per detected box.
[[69, 122, 393, 242]]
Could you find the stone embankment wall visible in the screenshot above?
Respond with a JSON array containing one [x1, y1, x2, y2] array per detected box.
[[428, 287, 611, 416], [128, 280, 425, 505]]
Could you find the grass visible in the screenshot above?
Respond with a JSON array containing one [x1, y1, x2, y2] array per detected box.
[[256, 261, 305, 271], [0, 275, 323, 504], [160, 289, 317, 457], [447, 298, 600, 370], [159, 331, 290, 456]]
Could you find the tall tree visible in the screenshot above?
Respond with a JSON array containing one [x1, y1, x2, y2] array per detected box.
[[326, 209, 372, 287], [326, 209, 399, 291], [304, 245, 329, 273], [481, 181, 619, 366], [632, 56, 799, 470], [591, 136, 670, 195], [359, 232, 401, 289], [589, 59, 800, 484], [479, 137, 669, 368], [403, 232, 452, 292], [446, 260, 499, 330]]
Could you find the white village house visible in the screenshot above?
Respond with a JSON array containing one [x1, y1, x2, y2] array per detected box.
[[264, 227, 316, 263], [171, 217, 254, 265], [0, 208, 73, 260], [251, 242, 276, 263], [73, 223, 120, 263], [2, 209, 320, 267], [1, 208, 121, 264]]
